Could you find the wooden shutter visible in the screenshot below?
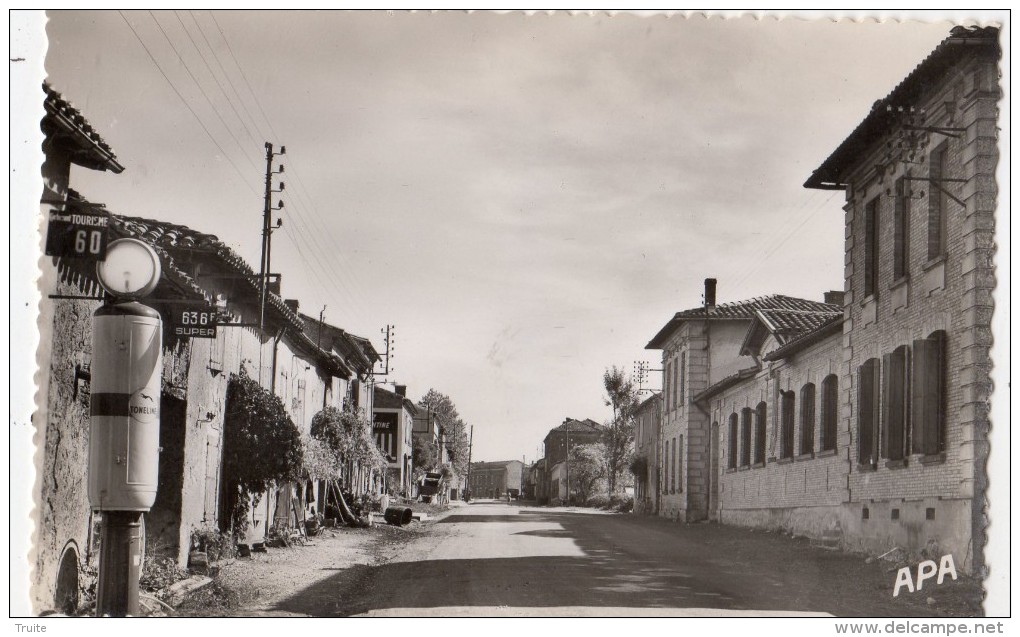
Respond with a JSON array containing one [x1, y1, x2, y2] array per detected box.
[[883, 350, 909, 461], [912, 335, 945, 455], [859, 361, 879, 465]]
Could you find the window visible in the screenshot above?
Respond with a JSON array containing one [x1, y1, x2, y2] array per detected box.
[[677, 435, 684, 492], [728, 413, 738, 469], [780, 392, 795, 459], [672, 360, 679, 411], [894, 177, 911, 279], [740, 408, 752, 467], [670, 437, 676, 493], [864, 197, 880, 298], [664, 361, 672, 412], [928, 143, 949, 260], [678, 352, 686, 408], [754, 402, 767, 465], [662, 444, 669, 494], [912, 331, 947, 456], [820, 375, 839, 451], [883, 345, 911, 463], [858, 359, 881, 466], [800, 383, 816, 455]]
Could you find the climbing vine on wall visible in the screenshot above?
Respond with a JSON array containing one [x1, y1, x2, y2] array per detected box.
[[222, 369, 304, 534]]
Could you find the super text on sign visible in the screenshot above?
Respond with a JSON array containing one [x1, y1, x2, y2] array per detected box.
[[45, 206, 110, 260], [172, 305, 217, 339]]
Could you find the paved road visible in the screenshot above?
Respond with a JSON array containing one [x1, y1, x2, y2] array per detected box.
[[267, 501, 979, 617]]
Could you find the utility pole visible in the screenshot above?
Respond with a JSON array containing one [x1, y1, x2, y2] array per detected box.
[[466, 425, 473, 499], [258, 142, 285, 382]]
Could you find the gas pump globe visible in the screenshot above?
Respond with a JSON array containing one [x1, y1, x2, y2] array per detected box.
[[96, 238, 162, 299]]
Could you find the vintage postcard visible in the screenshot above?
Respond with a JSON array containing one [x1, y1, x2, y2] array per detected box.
[[9, 9, 1010, 627]]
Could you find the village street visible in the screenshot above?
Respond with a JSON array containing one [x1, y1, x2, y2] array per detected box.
[[187, 502, 982, 618]]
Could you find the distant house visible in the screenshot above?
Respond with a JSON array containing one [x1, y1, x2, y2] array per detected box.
[[373, 385, 417, 496], [468, 460, 525, 499], [541, 418, 603, 505], [632, 393, 662, 515]]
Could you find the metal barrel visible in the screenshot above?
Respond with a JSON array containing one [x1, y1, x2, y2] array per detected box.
[[383, 507, 413, 526]]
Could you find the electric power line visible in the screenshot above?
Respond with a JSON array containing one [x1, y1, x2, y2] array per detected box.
[[118, 10, 259, 196]]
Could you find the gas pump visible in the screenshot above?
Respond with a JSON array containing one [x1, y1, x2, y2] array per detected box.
[[88, 238, 163, 616]]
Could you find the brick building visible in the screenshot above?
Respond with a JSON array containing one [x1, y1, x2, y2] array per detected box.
[[638, 27, 998, 573], [540, 417, 603, 504], [803, 25, 999, 572], [646, 285, 841, 522], [468, 460, 525, 499]]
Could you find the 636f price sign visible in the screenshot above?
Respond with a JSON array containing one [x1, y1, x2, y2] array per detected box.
[[45, 207, 110, 259], [172, 306, 218, 339]]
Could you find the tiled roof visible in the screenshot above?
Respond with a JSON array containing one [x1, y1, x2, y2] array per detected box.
[[471, 460, 524, 471], [753, 308, 842, 346], [550, 418, 603, 434], [42, 83, 124, 173], [763, 316, 844, 363], [693, 366, 760, 404], [805, 26, 999, 190], [107, 212, 305, 332], [58, 192, 349, 377], [646, 294, 840, 349]]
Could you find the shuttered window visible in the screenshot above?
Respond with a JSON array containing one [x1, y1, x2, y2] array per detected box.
[[864, 198, 880, 298], [672, 360, 679, 411], [754, 402, 767, 465], [679, 352, 686, 407], [728, 413, 738, 469], [858, 359, 881, 466], [928, 144, 949, 260], [780, 392, 795, 459], [912, 331, 947, 456], [664, 361, 672, 412], [894, 177, 911, 279], [663, 443, 670, 494], [820, 375, 839, 451], [801, 383, 816, 455], [882, 346, 911, 462], [740, 408, 752, 467], [670, 437, 676, 493], [677, 435, 684, 492]]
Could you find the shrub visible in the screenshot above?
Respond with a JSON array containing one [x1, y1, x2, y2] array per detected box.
[[585, 493, 610, 508]]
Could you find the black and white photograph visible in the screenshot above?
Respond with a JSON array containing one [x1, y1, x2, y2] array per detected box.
[[9, 9, 1010, 626]]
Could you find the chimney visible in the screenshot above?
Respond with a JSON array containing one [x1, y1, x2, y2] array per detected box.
[[823, 290, 845, 307], [704, 278, 717, 308], [284, 298, 299, 313], [395, 384, 407, 397]]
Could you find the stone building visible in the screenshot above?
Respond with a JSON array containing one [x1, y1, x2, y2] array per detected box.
[[645, 282, 841, 522], [802, 25, 999, 573], [632, 393, 662, 515], [468, 460, 525, 499], [33, 85, 379, 613]]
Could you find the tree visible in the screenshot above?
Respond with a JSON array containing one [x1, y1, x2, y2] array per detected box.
[[412, 433, 438, 481], [568, 443, 607, 503], [222, 370, 304, 535], [418, 389, 471, 478], [602, 365, 639, 493], [309, 405, 388, 485]]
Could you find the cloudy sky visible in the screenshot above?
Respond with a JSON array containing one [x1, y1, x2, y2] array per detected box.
[[38, 11, 959, 462]]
